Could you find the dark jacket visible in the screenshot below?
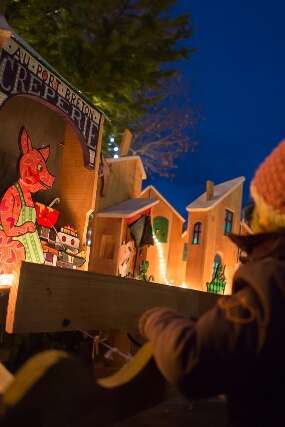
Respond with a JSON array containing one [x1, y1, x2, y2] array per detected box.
[[141, 232, 285, 426]]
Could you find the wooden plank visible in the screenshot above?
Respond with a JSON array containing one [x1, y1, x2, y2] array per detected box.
[[6, 262, 220, 334], [0, 289, 9, 326]]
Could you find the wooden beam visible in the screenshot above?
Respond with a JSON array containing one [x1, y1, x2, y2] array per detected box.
[[6, 262, 219, 334], [0, 289, 9, 326], [85, 115, 104, 270]]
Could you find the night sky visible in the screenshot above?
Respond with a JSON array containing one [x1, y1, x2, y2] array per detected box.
[[147, 0, 285, 218]]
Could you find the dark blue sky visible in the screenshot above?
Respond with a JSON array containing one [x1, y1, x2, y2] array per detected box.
[[147, 0, 285, 218]]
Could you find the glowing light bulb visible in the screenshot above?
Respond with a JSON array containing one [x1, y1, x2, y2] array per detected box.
[[113, 146, 119, 152], [0, 273, 15, 286], [110, 136, 115, 143], [113, 154, 119, 159]]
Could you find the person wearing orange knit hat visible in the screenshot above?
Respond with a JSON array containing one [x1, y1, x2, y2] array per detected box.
[[250, 139, 285, 232], [138, 140, 285, 427]]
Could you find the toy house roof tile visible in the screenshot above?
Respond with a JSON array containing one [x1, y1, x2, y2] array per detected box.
[[96, 198, 158, 218], [186, 177, 245, 212], [106, 156, 147, 179], [141, 185, 185, 222]]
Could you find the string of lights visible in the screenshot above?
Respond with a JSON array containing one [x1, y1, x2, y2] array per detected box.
[[152, 232, 171, 286], [107, 136, 120, 159]]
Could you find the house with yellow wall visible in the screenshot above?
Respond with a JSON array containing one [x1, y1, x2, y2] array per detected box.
[[90, 156, 159, 276], [185, 177, 245, 294], [140, 185, 186, 285]]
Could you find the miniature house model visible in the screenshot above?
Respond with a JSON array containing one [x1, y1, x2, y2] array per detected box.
[[185, 177, 245, 294], [140, 185, 186, 285], [90, 156, 158, 278]]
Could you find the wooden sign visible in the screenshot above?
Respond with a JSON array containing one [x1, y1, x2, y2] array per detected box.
[[0, 36, 103, 169]]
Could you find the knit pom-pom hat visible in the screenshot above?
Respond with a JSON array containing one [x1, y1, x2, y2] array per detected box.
[[250, 139, 285, 232]]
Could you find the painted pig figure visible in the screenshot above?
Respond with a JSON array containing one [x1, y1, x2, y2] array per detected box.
[[0, 127, 54, 274]]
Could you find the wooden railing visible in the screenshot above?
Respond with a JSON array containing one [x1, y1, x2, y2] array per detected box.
[[4, 262, 220, 334]]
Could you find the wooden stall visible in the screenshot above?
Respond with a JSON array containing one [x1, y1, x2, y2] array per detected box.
[[0, 15, 220, 341]]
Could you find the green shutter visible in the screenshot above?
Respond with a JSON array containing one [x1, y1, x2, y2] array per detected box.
[[153, 217, 169, 243]]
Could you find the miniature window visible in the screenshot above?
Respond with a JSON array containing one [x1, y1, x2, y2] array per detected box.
[[224, 210, 233, 235], [212, 254, 222, 278], [153, 216, 169, 243], [182, 243, 188, 261], [100, 234, 115, 259], [192, 222, 202, 245]]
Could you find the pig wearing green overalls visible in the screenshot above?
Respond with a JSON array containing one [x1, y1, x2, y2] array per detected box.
[[0, 127, 54, 274]]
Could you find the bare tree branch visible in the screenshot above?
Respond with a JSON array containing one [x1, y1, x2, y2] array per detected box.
[[130, 76, 199, 177]]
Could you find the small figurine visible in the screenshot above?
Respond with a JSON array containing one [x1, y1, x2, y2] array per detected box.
[[56, 225, 85, 269], [38, 221, 86, 269], [118, 240, 135, 277], [36, 202, 86, 270]]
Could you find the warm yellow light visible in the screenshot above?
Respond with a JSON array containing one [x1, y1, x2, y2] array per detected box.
[[0, 274, 15, 287], [153, 233, 171, 286]]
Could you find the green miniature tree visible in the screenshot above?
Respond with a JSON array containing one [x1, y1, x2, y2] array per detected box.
[[206, 264, 227, 294], [138, 260, 153, 282]]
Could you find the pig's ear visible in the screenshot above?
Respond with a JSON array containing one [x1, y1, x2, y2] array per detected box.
[[19, 127, 32, 154], [39, 146, 50, 162]]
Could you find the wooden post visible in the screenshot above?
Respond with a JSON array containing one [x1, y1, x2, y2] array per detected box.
[[85, 115, 104, 270]]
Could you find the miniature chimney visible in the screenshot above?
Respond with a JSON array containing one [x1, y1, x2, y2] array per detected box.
[[206, 180, 214, 200], [120, 128, 132, 156]]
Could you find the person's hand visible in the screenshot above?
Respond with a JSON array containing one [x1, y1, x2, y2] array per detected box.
[[139, 307, 179, 341], [139, 307, 162, 338]]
